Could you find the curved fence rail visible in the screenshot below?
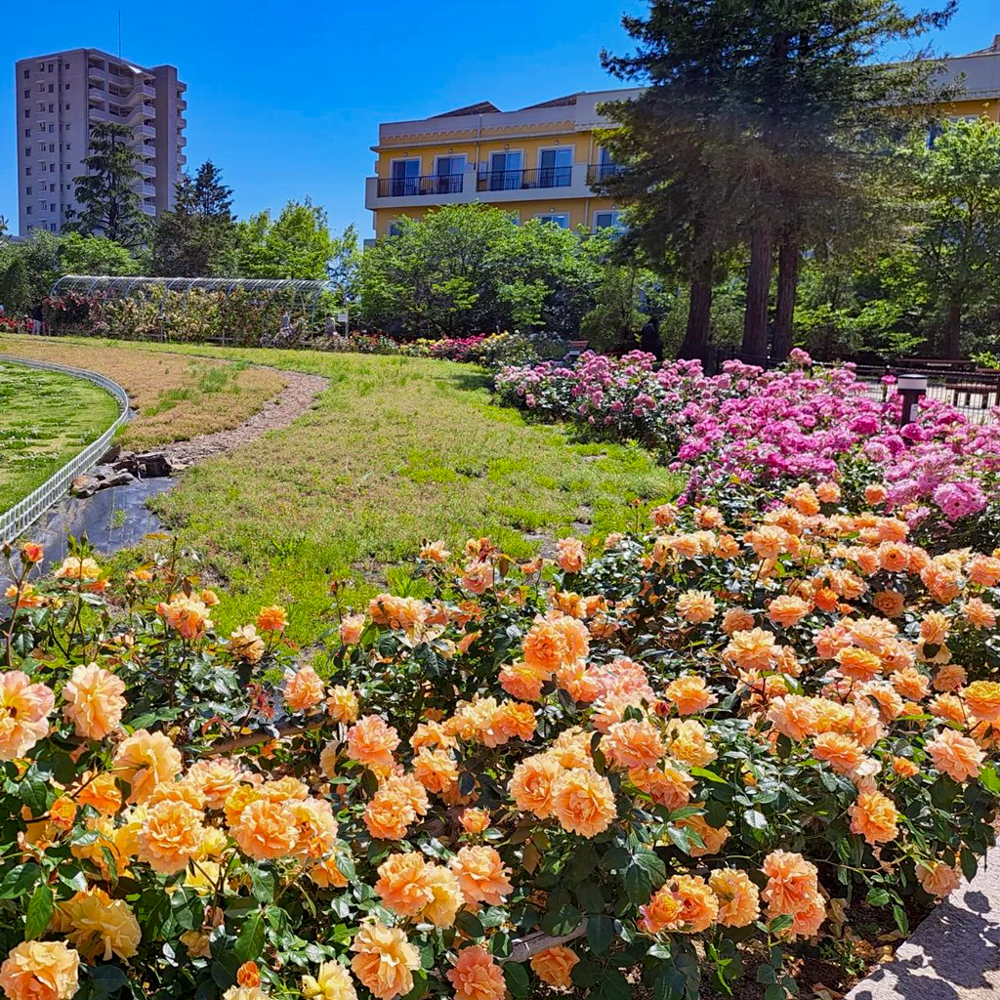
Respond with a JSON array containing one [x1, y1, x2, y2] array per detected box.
[[0, 355, 132, 544]]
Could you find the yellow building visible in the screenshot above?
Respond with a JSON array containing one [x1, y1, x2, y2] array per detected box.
[[365, 36, 1000, 240], [365, 88, 642, 239]]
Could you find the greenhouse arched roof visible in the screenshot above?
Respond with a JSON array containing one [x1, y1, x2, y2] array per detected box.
[[51, 275, 332, 308]]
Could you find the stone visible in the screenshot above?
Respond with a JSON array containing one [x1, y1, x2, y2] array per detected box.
[[135, 452, 173, 478], [71, 475, 101, 498], [98, 444, 123, 465]]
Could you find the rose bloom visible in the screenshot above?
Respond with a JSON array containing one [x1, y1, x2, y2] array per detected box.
[[835, 646, 883, 683], [412, 748, 458, 796], [552, 767, 616, 838], [0, 671, 55, 760], [184, 759, 241, 811], [0, 941, 80, 1000], [447, 946, 505, 1000], [722, 607, 755, 634], [290, 797, 339, 861], [890, 666, 930, 702], [113, 729, 183, 803], [256, 605, 288, 633], [676, 590, 717, 624], [350, 922, 420, 1000], [656, 875, 719, 933], [530, 945, 579, 988], [450, 845, 513, 905], [891, 755, 920, 778], [375, 852, 433, 917], [76, 772, 122, 816], [56, 887, 140, 961], [556, 537, 585, 573], [346, 715, 400, 768], [629, 764, 695, 811], [964, 680, 1000, 723], [339, 613, 367, 645], [602, 719, 665, 770], [138, 799, 205, 873], [223, 989, 267, 1000], [302, 961, 358, 1000], [873, 590, 906, 618], [459, 807, 490, 834], [724, 628, 780, 673], [677, 814, 729, 857], [865, 483, 888, 505], [933, 664, 967, 693], [787, 892, 827, 939], [917, 861, 962, 898], [419, 540, 451, 563], [284, 665, 326, 713], [324, 685, 359, 724], [767, 595, 810, 629], [968, 554, 1000, 588], [813, 732, 867, 776], [664, 675, 717, 716], [499, 661, 548, 702], [761, 850, 819, 915], [767, 695, 820, 741], [309, 854, 350, 890], [928, 728, 985, 782], [53, 555, 101, 582], [929, 693, 966, 726], [815, 480, 841, 504], [849, 790, 899, 845], [709, 868, 760, 928], [638, 883, 683, 933], [920, 611, 950, 646], [963, 598, 997, 630], [61, 662, 126, 740], [228, 625, 265, 663], [363, 786, 416, 841], [665, 719, 717, 768], [157, 593, 213, 639], [509, 753, 562, 819], [231, 798, 298, 860]]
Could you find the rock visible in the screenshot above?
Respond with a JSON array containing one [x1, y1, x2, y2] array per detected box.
[[98, 444, 123, 465], [100, 471, 136, 489], [135, 452, 173, 478], [71, 475, 101, 498]]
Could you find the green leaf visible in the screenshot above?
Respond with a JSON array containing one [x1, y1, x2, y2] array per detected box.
[[866, 888, 890, 907], [24, 883, 53, 940], [401, 972, 428, 1000], [586, 914, 615, 955], [892, 905, 909, 936], [743, 809, 768, 830], [455, 910, 485, 938], [0, 862, 41, 899], [979, 764, 1000, 794], [767, 914, 793, 934], [575, 880, 604, 913], [234, 910, 266, 962], [961, 847, 979, 883], [624, 847, 666, 904], [690, 766, 727, 784], [503, 962, 530, 999], [90, 965, 129, 997]]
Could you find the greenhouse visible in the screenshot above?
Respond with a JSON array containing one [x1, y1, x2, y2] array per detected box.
[[43, 275, 340, 347]]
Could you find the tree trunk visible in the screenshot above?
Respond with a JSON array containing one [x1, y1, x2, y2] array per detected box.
[[741, 223, 775, 361], [945, 297, 962, 358], [678, 250, 714, 362], [772, 241, 800, 361]]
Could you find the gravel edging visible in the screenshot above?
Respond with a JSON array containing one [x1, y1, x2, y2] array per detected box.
[[845, 844, 1000, 1000], [161, 368, 328, 467]]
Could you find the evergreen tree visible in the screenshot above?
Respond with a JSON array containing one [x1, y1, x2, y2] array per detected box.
[[152, 161, 237, 276], [599, 0, 955, 361], [65, 122, 147, 248], [0, 258, 34, 316]]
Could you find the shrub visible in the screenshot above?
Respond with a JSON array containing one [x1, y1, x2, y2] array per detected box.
[[1, 489, 999, 1000]]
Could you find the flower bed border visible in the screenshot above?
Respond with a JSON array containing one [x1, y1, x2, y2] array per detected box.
[[0, 354, 131, 543]]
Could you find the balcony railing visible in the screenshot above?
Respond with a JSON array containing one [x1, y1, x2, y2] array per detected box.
[[586, 163, 627, 185], [476, 166, 572, 192], [376, 174, 465, 198]]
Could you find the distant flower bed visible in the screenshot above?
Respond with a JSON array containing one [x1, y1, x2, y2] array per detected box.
[[2, 487, 1000, 999], [322, 331, 568, 367], [495, 349, 1000, 548]]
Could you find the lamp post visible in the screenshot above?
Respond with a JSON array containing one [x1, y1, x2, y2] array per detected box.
[[897, 373, 927, 427]]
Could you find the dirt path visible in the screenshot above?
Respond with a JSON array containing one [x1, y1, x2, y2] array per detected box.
[[162, 368, 328, 468]]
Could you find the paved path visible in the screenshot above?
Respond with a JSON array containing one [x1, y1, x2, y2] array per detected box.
[[847, 847, 1000, 1000]]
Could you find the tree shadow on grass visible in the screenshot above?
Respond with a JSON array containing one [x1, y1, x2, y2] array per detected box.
[[448, 369, 493, 393]]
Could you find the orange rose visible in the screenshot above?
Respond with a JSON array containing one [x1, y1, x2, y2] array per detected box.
[[962, 598, 997, 630], [676, 814, 729, 857], [186, 758, 241, 810], [722, 608, 755, 634], [138, 800, 205, 873], [346, 716, 400, 768], [228, 625, 265, 663], [75, 772, 122, 816], [916, 861, 961, 898], [927, 728, 985, 782], [459, 808, 490, 834], [0, 671, 54, 760], [629, 764, 694, 811], [602, 719, 665, 770], [62, 663, 126, 740], [57, 887, 141, 961], [284, 666, 325, 714], [231, 798, 298, 860], [375, 852, 432, 917], [891, 756, 919, 778], [761, 850, 819, 915], [724, 628, 780, 673], [449, 846, 512, 905], [676, 590, 717, 624], [363, 787, 416, 841], [556, 537, 585, 573], [933, 664, 967, 693], [412, 748, 458, 796], [498, 661, 548, 702], [509, 753, 562, 819], [157, 593, 213, 639], [530, 946, 579, 988], [644, 875, 718, 933], [709, 868, 760, 927], [113, 729, 183, 803], [446, 946, 505, 1000], [551, 768, 616, 838], [256, 605, 288, 633], [813, 732, 866, 776], [350, 923, 420, 1000], [848, 790, 898, 845], [664, 675, 717, 716], [964, 680, 1000, 723], [766, 595, 810, 629], [0, 941, 79, 1000]]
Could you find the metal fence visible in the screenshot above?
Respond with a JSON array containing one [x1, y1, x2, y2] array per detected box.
[[0, 355, 132, 544]]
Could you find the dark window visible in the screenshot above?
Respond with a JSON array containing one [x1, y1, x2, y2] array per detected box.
[[23, 89, 29, 98], [48, 83, 54, 93], [26, 206, 32, 215], [48, 103, 54, 112], [47, 63, 53, 71], [26, 186, 32, 195], [23, 109, 30, 119], [23, 129, 30, 139]]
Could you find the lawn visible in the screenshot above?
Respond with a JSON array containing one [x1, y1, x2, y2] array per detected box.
[[0, 335, 681, 641], [0, 360, 121, 514], [0, 336, 286, 449]]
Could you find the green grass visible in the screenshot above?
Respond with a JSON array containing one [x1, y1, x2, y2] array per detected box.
[[0, 361, 120, 514], [7, 338, 682, 641]]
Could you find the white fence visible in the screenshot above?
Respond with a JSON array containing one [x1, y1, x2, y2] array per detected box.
[[0, 355, 132, 544]]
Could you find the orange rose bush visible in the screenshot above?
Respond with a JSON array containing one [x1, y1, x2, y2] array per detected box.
[[1, 492, 1000, 1000]]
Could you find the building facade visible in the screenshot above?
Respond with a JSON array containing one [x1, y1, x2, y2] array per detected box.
[[14, 48, 187, 236], [366, 37, 1000, 241], [365, 89, 642, 240]]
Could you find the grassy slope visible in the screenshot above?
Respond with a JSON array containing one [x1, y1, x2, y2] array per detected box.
[[0, 361, 120, 513], [1, 337, 682, 641]]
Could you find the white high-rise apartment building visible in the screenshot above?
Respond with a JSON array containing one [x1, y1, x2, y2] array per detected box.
[[14, 48, 187, 236]]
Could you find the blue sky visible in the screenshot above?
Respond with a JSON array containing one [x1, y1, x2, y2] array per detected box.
[[0, 0, 996, 238]]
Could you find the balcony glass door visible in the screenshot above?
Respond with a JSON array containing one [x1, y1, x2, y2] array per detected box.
[[435, 155, 465, 194], [539, 148, 572, 187], [390, 158, 420, 197], [489, 151, 522, 191], [596, 147, 619, 182]]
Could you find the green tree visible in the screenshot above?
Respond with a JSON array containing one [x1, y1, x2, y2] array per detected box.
[[906, 117, 1000, 357], [59, 232, 141, 276], [66, 122, 148, 248], [0, 258, 33, 315], [238, 200, 345, 279], [599, 0, 954, 361], [152, 161, 237, 276]]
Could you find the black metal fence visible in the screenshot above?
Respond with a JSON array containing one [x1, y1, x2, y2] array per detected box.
[[475, 167, 573, 192], [375, 174, 465, 197]]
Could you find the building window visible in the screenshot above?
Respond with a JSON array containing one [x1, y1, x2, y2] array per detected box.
[[387, 221, 404, 237], [23, 69, 30, 79], [25, 167, 31, 176], [49, 144, 55, 153], [593, 210, 624, 233], [48, 84, 54, 93], [65, 83, 70, 90], [23, 129, 30, 140], [389, 159, 422, 196], [487, 151, 522, 190], [26, 207, 32, 215], [47, 62, 53, 72], [23, 89, 29, 99], [48, 103, 54, 112], [434, 155, 466, 193], [49, 124, 54, 133], [37, 62, 44, 71], [534, 213, 570, 228], [49, 164, 55, 172], [25, 186, 32, 196], [538, 148, 573, 187], [24, 109, 30, 119]]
